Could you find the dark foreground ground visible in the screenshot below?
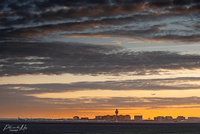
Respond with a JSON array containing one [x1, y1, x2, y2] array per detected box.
[[1, 121, 200, 134]]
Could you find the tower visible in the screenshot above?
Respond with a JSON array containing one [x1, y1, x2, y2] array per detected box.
[[115, 109, 118, 121], [115, 109, 118, 116]]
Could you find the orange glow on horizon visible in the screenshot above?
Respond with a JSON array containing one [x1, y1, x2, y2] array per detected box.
[[2, 106, 200, 120]]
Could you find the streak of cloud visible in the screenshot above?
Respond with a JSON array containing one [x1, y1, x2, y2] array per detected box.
[[1, 87, 200, 109], [1, 42, 200, 76], [1, 77, 200, 94]]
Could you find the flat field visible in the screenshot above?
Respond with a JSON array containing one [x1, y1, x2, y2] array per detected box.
[[1, 121, 200, 134]]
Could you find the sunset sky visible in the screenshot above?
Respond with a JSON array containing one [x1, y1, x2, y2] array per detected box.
[[1, 0, 200, 120]]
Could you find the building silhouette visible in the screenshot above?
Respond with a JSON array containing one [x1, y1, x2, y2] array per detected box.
[[81, 117, 89, 120], [154, 116, 165, 121], [73, 116, 79, 120], [95, 115, 131, 121], [188, 117, 200, 121], [164, 116, 173, 121], [176, 116, 185, 121], [134, 115, 143, 121]]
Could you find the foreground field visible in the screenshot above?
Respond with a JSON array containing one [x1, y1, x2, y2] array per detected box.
[[1, 121, 200, 134]]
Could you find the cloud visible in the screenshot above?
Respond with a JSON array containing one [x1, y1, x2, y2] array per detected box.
[[1, 13, 172, 38], [62, 24, 200, 43], [172, 0, 192, 6], [146, 0, 195, 9], [147, 34, 200, 43], [0, 11, 36, 27], [0, 11, 15, 17], [0, 16, 138, 39], [0, 0, 192, 28], [1, 86, 200, 109], [1, 77, 200, 95], [16, 0, 200, 12], [0, 16, 168, 39], [0, 0, 7, 11], [33, 0, 110, 11], [0, 0, 199, 25], [7, 2, 32, 11], [169, 4, 200, 14], [146, 0, 172, 9], [0, 11, 188, 43], [0, 21, 100, 39], [1, 42, 200, 76], [0, 2, 147, 27], [34, 2, 146, 22]]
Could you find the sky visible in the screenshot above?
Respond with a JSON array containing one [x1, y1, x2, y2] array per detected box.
[[1, 0, 200, 120]]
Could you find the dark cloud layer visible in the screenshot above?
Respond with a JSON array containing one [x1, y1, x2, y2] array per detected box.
[[1, 85, 200, 109], [1, 0, 200, 44], [2, 75, 200, 110], [170, 4, 200, 14], [3, 0, 199, 12], [35, 3, 145, 22], [1, 42, 200, 76], [0, 3, 146, 27], [1, 14, 196, 43], [65, 31, 200, 44], [1, 77, 200, 94], [1, 0, 200, 27], [2, 15, 151, 39]]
